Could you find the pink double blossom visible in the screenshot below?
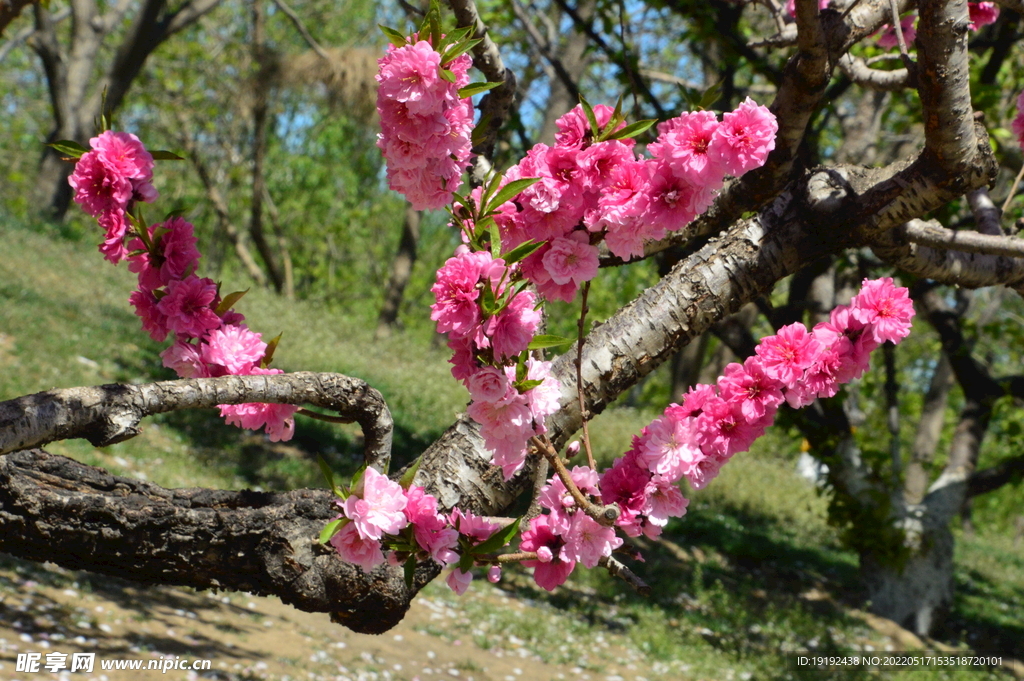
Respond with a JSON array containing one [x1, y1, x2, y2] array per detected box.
[[341, 468, 410, 541]]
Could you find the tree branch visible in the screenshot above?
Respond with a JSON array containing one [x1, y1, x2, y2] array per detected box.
[[967, 453, 1024, 497], [0, 448, 431, 635], [0, 372, 394, 471], [838, 53, 911, 91], [0, 0, 34, 37], [447, 0, 516, 180], [903, 219, 1024, 258]]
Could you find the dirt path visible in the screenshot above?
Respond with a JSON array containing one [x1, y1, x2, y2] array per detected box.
[[0, 557, 680, 681]]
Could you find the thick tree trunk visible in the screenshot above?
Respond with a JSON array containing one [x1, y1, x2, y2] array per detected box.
[[376, 204, 421, 338], [861, 523, 955, 636]]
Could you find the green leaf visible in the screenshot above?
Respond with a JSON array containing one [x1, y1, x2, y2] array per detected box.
[[379, 24, 408, 46], [438, 68, 456, 84], [398, 457, 422, 490], [740, 211, 757, 220], [579, 95, 599, 137], [501, 239, 545, 265], [515, 354, 528, 382], [317, 455, 344, 498], [470, 517, 521, 556], [319, 518, 346, 545], [489, 217, 502, 258], [164, 207, 188, 220], [215, 288, 249, 317], [350, 464, 367, 496], [458, 549, 474, 572], [480, 281, 498, 316], [698, 80, 724, 110], [527, 334, 576, 350], [471, 111, 492, 149], [458, 81, 501, 99], [404, 556, 417, 589], [606, 119, 657, 141], [515, 378, 543, 392], [486, 177, 540, 212], [47, 140, 88, 159], [150, 150, 184, 161], [443, 37, 482, 64], [261, 332, 283, 368]]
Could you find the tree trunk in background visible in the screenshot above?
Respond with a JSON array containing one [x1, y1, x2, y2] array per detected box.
[[534, 0, 595, 145], [376, 204, 421, 338], [248, 0, 285, 294]]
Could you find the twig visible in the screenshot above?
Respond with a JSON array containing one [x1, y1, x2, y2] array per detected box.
[[888, 0, 910, 56], [496, 551, 538, 563], [576, 281, 596, 470], [598, 556, 651, 596], [1002, 163, 1024, 214], [271, 0, 331, 61], [902, 220, 1024, 258], [530, 436, 619, 526]]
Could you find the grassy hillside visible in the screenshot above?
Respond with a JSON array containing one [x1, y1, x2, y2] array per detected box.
[[0, 222, 1021, 680]]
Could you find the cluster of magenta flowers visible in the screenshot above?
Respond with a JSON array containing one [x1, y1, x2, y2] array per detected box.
[[875, 1, 997, 47], [376, 33, 475, 210], [68, 132, 298, 441]]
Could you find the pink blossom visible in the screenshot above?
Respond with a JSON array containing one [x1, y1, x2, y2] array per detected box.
[[638, 414, 700, 480], [469, 391, 532, 441], [538, 466, 599, 517], [218, 367, 298, 441], [157, 275, 221, 338], [161, 339, 208, 378], [648, 110, 724, 186], [642, 162, 699, 235], [449, 508, 500, 543], [201, 324, 267, 374], [695, 396, 766, 459], [600, 450, 652, 536], [784, 0, 829, 16], [466, 366, 509, 402], [849, 277, 915, 344], [156, 217, 201, 283], [542, 233, 600, 286], [754, 322, 823, 386], [675, 383, 718, 419], [431, 250, 504, 337], [342, 467, 410, 541], [717, 356, 784, 421], [377, 41, 445, 115], [877, 14, 917, 48], [91, 130, 155, 189], [97, 211, 130, 264], [968, 1, 998, 29], [487, 565, 502, 583], [520, 515, 576, 591], [643, 476, 689, 526], [447, 335, 480, 381], [562, 513, 622, 568], [486, 289, 542, 361], [578, 140, 636, 194], [553, 104, 630, 149], [330, 522, 386, 573], [129, 289, 169, 342], [446, 568, 473, 595], [68, 151, 132, 217], [709, 97, 778, 177], [523, 357, 561, 430]]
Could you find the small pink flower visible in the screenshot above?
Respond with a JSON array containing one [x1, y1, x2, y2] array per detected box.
[[466, 366, 509, 403], [644, 476, 689, 526], [754, 322, 824, 386], [486, 289, 542, 361], [717, 356, 784, 421], [968, 1, 998, 30], [562, 513, 622, 569], [648, 110, 724, 186], [449, 508, 500, 544], [709, 97, 778, 178], [157, 275, 221, 338], [330, 521, 385, 573], [849, 277, 915, 344], [520, 515, 576, 591], [68, 152, 132, 217], [129, 289, 169, 342], [161, 338, 208, 378], [487, 565, 502, 583], [343, 467, 409, 541], [201, 324, 267, 374], [446, 568, 473, 595], [542, 233, 599, 286]]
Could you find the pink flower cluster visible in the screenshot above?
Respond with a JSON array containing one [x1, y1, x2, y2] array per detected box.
[[878, 4, 995, 48], [598, 276, 915, 546], [70, 134, 297, 442], [376, 39, 474, 210], [431, 245, 560, 479], [519, 465, 626, 591], [1013, 90, 1024, 150], [485, 99, 777, 302], [328, 467, 505, 594], [68, 131, 159, 263]]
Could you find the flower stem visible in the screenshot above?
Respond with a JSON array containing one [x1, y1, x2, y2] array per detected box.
[[530, 435, 619, 526], [576, 281, 596, 470]]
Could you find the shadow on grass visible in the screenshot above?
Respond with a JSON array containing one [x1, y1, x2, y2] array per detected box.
[[941, 565, 1024, 658], [152, 404, 443, 493]]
